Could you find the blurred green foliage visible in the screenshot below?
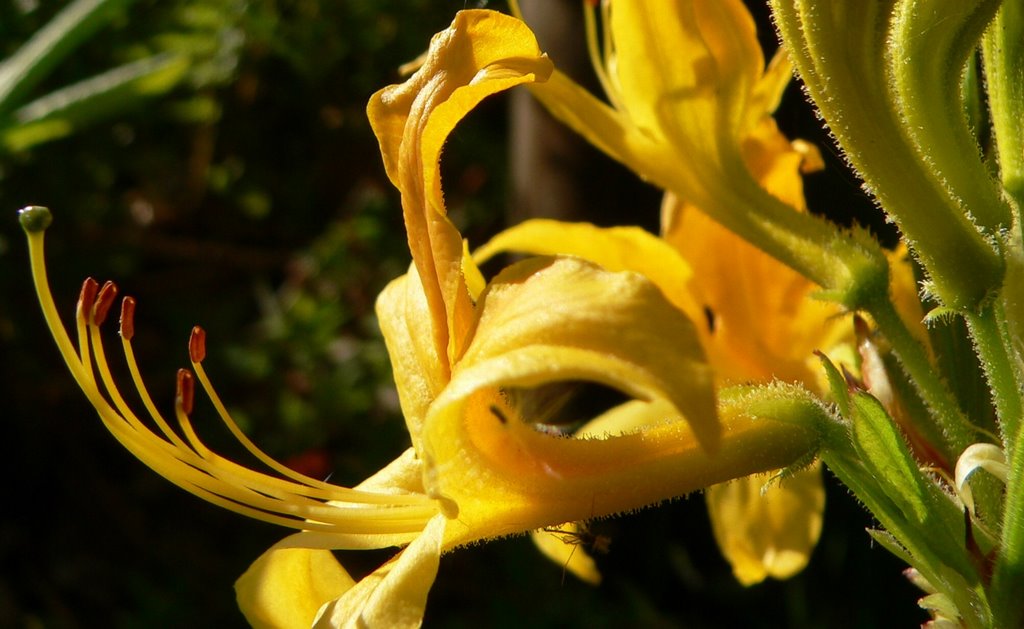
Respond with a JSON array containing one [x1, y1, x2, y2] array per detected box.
[[1, 1, 921, 627]]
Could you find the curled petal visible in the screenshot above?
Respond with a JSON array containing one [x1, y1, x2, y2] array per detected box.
[[955, 443, 1008, 516], [368, 10, 554, 365], [415, 257, 834, 548], [474, 219, 702, 321], [421, 256, 719, 542], [453, 256, 717, 449]]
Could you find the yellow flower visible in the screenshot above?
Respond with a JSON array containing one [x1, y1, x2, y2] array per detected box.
[[489, 0, 857, 585], [20, 9, 825, 628], [479, 212, 837, 586], [516, 0, 888, 305], [494, 0, 930, 588]]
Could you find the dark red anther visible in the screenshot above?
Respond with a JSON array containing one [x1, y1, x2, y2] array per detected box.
[[119, 297, 136, 341], [189, 326, 207, 364], [176, 368, 195, 415], [92, 281, 118, 326], [853, 313, 871, 341], [78, 278, 99, 320]]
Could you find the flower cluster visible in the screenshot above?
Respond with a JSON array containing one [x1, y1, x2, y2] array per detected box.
[[20, 1, 1024, 628]]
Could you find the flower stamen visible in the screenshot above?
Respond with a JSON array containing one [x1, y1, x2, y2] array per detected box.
[[21, 207, 439, 539]]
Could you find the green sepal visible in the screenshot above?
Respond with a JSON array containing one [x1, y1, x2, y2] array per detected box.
[[919, 593, 962, 624], [848, 392, 979, 579], [924, 311, 996, 439], [849, 392, 930, 523], [1000, 236, 1024, 406], [961, 51, 986, 147], [816, 351, 852, 420]]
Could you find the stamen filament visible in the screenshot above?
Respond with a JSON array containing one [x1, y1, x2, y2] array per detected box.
[[88, 298, 436, 522], [120, 319, 197, 451], [22, 209, 439, 538], [188, 336, 418, 505], [92, 298, 438, 529]]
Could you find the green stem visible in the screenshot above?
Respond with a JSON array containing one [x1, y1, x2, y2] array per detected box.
[[965, 303, 1023, 456], [770, 0, 1004, 312], [991, 432, 1024, 629], [983, 1, 1024, 218], [889, 0, 1010, 234], [965, 302, 1024, 628], [866, 293, 972, 458]]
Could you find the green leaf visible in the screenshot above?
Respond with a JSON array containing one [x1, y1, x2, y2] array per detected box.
[[2, 54, 189, 153], [0, 0, 139, 114]]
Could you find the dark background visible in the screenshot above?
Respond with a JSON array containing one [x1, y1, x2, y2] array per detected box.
[[1, 1, 918, 626]]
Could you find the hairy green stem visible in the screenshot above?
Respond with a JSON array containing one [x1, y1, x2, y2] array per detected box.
[[966, 303, 1023, 456], [991, 430, 1024, 629]]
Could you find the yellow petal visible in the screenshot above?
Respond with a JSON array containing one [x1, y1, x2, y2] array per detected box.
[[662, 192, 849, 386], [576, 398, 681, 437], [236, 546, 356, 629], [706, 464, 825, 585], [368, 10, 553, 366], [354, 447, 425, 496], [428, 380, 819, 550], [452, 256, 717, 449], [376, 267, 449, 445], [313, 514, 447, 629], [531, 524, 602, 586], [416, 258, 817, 545], [527, 70, 672, 188], [610, 1, 762, 148], [749, 48, 795, 125], [887, 243, 930, 352], [462, 239, 487, 301], [474, 219, 701, 322], [740, 117, 809, 211]]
